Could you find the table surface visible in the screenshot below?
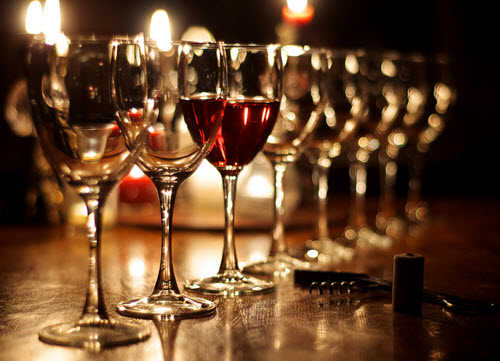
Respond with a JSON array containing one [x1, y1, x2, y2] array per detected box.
[[1, 197, 499, 360]]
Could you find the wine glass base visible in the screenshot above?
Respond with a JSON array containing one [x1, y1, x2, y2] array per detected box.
[[185, 271, 274, 296], [304, 237, 355, 262], [117, 293, 216, 319], [243, 254, 312, 277], [39, 320, 150, 350], [344, 227, 392, 249]]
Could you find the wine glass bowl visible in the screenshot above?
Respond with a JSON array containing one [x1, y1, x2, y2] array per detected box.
[[26, 36, 151, 349], [184, 44, 282, 295], [116, 41, 226, 317]]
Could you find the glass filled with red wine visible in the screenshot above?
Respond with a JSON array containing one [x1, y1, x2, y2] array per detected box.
[[184, 44, 282, 295], [116, 41, 226, 317], [243, 46, 329, 276]]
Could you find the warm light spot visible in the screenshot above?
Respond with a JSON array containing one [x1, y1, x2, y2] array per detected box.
[[389, 131, 407, 147], [345, 54, 359, 74], [435, 83, 453, 114], [282, 45, 306, 57], [358, 136, 369, 148], [428, 113, 444, 131], [42, 0, 61, 45], [230, 47, 239, 62], [311, 52, 322, 71], [267, 45, 279, 67], [54, 32, 69, 56], [150, 10, 171, 51], [344, 229, 357, 240], [247, 175, 273, 198], [368, 139, 380, 151], [356, 181, 366, 194], [181, 26, 215, 42], [129, 165, 145, 179], [381, 59, 397, 78], [243, 106, 249, 126], [385, 161, 397, 177], [287, 0, 308, 13], [25, 1, 43, 34], [306, 249, 319, 260], [283, 0, 314, 25], [128, 257, 146, 278]]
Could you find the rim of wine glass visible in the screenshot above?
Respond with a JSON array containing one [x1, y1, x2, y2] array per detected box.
[[30, 33, 144, 46], [145, 39, 225, 48], [223, 43, 281, 50]]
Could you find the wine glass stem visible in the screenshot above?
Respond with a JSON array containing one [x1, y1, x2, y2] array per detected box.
[[270, 162, 288, 256], [348, 151, 368, 230], [377, 150, 398, 225], [406, 147, 425, 212], [218, 172, 241, 274], [312, 159, 331, 240], [153, 182, 181, 294], [81, 191, 109, 324]]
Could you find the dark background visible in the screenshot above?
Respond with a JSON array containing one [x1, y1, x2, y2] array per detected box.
[[0, 0, 496, 224]]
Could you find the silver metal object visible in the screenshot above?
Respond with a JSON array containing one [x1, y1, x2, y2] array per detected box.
[[296, 270, 499, 315]]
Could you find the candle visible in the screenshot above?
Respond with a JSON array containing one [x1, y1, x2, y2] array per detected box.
[[128, 108, 143, 123], [282, 0, 314, 25], [120, 165, 156, 204]]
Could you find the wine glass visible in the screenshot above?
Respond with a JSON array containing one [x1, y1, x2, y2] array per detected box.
[[302, 49, 363, 262], [116, 41, 226, 318], [243, 45, 328, 276], [374, 53, 429, 238], [184, 44, 282, 295], [26, 36, 151, 349], [343, 50, 406, 248], [404, 54, 456, 232]]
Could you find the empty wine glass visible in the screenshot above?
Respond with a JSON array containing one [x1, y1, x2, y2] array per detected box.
[[343, 50, 406, 249], [303, 49, 362, 262], [184, 43, 282, 295], [26, 36, 151, 349], [116, 41, 226, 318], [374, 53, 429, 238], [404, 54, 456, 231], [243, 45, 328, 276]]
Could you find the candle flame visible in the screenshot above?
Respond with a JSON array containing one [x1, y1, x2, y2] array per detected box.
[[129, 165, 145, 179], [283, 0, 314, 25], [150, 10, 171, 51], [287, 0, 308, 14], [25, 1, 43, 34], [55, 32, 69, 56], [43, 0, 61, 45]]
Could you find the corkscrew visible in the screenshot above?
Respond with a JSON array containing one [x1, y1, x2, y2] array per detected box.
[[295, 269, 499, 315], [309, 281, 361, 296]]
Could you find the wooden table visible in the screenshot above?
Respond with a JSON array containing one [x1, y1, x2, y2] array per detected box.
[[1, 198, 499, 360]]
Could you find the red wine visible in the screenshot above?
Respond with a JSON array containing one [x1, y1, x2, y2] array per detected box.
[[180, 96, 226, 148], [207, 99, 279, 170]]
